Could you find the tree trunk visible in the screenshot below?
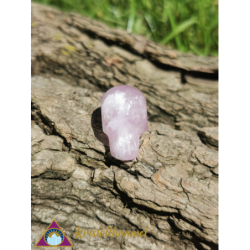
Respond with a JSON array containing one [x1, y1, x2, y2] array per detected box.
[[31, 3, 218, 250]]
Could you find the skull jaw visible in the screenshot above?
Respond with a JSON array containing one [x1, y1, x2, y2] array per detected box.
[[109, 135, 139, 161]]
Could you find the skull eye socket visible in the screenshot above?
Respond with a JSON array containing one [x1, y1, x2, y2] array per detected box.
[[103, 106, 117, 122], [131, 111, 141, 123], [130, 109, 146, 124]]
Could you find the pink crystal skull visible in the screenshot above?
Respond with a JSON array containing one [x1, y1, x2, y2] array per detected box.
[[101, 85, 148, 161]]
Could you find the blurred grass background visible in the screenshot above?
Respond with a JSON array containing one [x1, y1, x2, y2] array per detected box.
[[32, 0, 218, 56]]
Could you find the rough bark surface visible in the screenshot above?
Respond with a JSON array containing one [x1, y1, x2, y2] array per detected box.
[[31, 3, 218, 250]]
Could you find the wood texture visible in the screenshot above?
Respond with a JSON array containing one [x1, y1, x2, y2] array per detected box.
[[31, 3, 218, 250]]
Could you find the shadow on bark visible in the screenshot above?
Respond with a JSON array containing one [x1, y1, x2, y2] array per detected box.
[[91, 107, 110, 150]]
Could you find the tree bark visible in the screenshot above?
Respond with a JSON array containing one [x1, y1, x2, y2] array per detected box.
[[31, 3, 218, 250]]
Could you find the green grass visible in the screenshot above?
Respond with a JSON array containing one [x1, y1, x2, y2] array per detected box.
[[32, 0, 218, 56]]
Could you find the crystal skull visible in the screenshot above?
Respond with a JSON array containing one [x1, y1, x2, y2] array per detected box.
[[101, 85, 148, 161]]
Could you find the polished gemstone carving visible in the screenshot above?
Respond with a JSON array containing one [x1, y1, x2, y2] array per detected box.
[[101, 85, 148, 161]]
